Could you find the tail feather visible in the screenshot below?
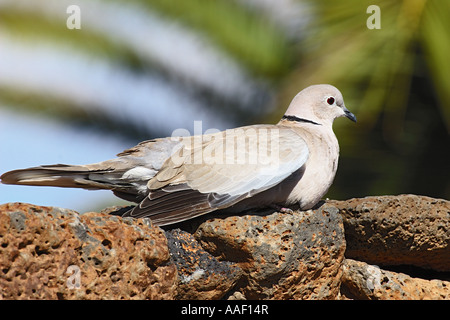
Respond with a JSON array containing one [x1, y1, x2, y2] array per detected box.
[[0, 164, 116, 190]]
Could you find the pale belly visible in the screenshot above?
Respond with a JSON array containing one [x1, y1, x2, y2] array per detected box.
[[284, 132, 339, 209]]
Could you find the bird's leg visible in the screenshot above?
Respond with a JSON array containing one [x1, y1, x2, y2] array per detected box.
[[269, 204, 294, 214], [279, 207, 294, 214]]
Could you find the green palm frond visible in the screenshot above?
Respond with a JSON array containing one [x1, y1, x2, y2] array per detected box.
[[420, 0, 450, 130], [280, 0, 449, 133]]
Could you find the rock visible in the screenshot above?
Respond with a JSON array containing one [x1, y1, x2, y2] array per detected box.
[[2, 193, 449, 300], [0, 203, 177, 299], [194, 205, 346, 299], [165, 229, 243, 299], [328, 195, 450, 272], [341, 259, 450, 300]]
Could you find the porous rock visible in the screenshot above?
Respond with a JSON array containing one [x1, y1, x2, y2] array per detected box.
[[0, 202, 177, 299], [341, 259, 450, 300], [165, 229, 243, 299], [2, 192, 449, 300], [328, 195, 450, 271], [194, 205, 346, 299]]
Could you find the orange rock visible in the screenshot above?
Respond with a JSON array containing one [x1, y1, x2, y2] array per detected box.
[[195, 206, 346, 299], [329, 195, 450, 272], [166, 228, 242, 299], [341, 259, 450, 300], [0, 203, 177, 299]]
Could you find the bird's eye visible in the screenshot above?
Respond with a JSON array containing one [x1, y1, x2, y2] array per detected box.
[[327, 97, 335, 105]]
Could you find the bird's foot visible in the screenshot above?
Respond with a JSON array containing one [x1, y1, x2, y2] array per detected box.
[[269, 204, 295, 214], [280, 207, 294, 214]]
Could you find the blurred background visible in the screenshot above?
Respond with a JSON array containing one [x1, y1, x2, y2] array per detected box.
[[0, 0, 449, 212]]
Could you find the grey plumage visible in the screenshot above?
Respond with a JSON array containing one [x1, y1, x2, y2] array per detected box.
[[1, 84, 356, 226]]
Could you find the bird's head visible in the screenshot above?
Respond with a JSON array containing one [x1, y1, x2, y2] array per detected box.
[[284, 84, 357, 126]]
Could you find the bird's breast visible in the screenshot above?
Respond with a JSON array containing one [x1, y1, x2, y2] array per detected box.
[[284, 128, 340, 209]]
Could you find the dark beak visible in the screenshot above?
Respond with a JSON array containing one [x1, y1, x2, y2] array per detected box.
[[343, 107, 357, 123]]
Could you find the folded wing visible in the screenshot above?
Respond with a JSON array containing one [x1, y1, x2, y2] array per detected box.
[[124, 125, 309, 225]]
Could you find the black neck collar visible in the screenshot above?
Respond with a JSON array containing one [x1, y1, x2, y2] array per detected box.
[[281, 115, 321, 126]]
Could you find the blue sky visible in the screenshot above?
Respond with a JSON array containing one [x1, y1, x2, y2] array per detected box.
[[0, 108, 133, 212]]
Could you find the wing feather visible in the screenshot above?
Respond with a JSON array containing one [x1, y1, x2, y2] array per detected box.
[[126, 125, 309, 225]]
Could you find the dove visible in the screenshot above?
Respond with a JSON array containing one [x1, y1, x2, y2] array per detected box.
[[1, 84, 356, 226]]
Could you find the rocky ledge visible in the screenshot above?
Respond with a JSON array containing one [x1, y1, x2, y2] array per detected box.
[[0, 194, 448, 300]]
